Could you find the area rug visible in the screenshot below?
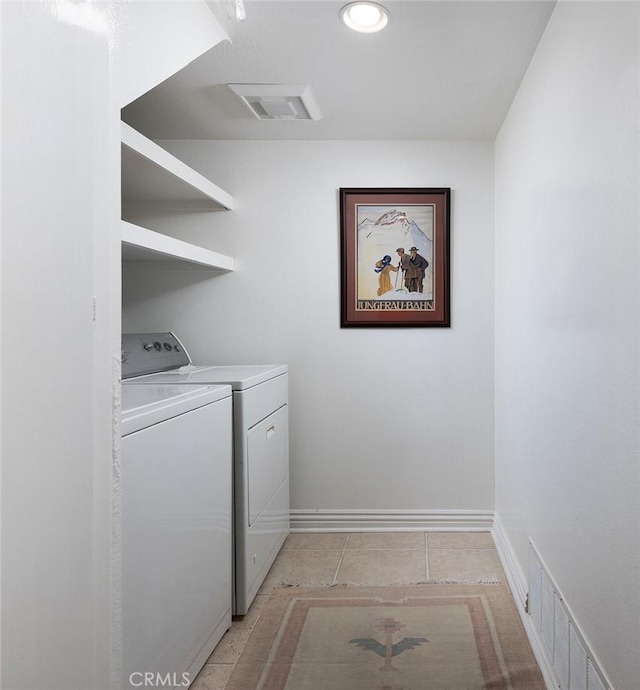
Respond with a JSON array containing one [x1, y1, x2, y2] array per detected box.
[[226, 584, 545, 690]]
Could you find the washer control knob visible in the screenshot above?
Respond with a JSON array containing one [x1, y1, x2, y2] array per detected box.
[[143, 343, 154, 351], [154, 342, 162, 352]]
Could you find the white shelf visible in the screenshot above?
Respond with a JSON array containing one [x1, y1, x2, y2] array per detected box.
[[121, 221, 235, 271], [121, 122, 234, 211], [120, 121, 235, 269]]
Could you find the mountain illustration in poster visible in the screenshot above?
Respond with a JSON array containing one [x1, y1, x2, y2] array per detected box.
[[357, 205, 434, 302]]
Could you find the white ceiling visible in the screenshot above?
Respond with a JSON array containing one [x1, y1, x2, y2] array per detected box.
[[122, 0, 556, 141]]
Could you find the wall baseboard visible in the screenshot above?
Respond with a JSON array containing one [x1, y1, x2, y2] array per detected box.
[[290, 509, 494, 532], [491, 512, 528, 607], [492, 514, 557, 690]]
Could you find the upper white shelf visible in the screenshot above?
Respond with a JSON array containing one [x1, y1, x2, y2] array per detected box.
[[122, 221, 235, 271], [121, 122, 234, 211]]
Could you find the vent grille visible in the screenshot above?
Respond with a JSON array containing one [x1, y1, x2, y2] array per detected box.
[[228, 84, 322, 121], [528, 542, 611, 690]]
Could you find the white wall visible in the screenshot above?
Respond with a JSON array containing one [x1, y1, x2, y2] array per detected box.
[[122, 140, 496, 519], [1, 2, 119, 688], [2, 2, 230, 687], [494, 2, 640, 688], [114, 0, 228, 108]]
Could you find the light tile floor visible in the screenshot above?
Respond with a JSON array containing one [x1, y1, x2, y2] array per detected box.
[[190, 531, 506, 690]]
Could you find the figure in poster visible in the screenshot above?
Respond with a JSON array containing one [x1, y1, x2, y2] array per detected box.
[[405, 246, 429, 293], [396, 247, 411, 291], [374, 255, 398, 296]]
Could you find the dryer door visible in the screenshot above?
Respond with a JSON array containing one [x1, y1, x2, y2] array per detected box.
[[246, 404, 289, 526]]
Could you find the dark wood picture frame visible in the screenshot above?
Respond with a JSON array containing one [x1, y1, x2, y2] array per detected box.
[[340, 188, 451, 327]]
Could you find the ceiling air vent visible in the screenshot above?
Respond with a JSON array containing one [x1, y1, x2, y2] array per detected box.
[[228, 84, 323, 121]]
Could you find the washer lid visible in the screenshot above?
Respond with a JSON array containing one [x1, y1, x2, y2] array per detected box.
[[121, 383, 231, 436], [130, 364, 288, 390]]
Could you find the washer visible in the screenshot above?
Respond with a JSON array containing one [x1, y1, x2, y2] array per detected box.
[[120, 383, 233, 689], [122, 332, 289, 615]]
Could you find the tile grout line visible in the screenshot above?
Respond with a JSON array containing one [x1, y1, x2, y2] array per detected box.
[[332, 533, 351, 585], [425, 532, 430, 581], [331, 547, 428, 551]]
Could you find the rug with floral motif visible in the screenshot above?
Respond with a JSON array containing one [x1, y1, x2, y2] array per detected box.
[[226, 584, 545, 690]]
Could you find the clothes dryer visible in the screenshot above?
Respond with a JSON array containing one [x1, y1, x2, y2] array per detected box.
[[122, 332, 289, 615]]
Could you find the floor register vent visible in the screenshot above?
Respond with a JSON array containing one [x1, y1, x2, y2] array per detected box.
[[528, 542, 611, 690]]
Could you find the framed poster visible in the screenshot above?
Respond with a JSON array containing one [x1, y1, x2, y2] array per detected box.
[[340, 187, 451, 327]]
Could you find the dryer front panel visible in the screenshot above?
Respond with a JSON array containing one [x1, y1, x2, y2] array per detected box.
[[246, 404, 289, 526]]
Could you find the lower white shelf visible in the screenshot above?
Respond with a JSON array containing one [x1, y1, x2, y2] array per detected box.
[[121, 221, 235, 271]]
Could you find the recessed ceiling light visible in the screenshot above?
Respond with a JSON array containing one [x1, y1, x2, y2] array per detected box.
[[340, 2, 389, 33]]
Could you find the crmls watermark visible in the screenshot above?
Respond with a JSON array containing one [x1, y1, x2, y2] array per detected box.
[[129, 672, 191, 688]]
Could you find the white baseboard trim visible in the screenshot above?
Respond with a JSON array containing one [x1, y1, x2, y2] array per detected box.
[[491, 513, 528, 607], [290, 509, 494, 532], [492, 513, 557, 690]]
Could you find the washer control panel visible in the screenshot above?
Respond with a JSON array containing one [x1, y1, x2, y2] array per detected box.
[[121, 332, 191, 378]]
